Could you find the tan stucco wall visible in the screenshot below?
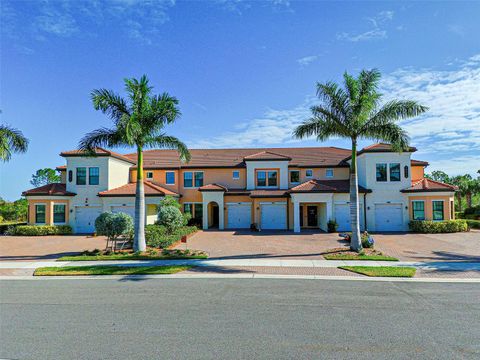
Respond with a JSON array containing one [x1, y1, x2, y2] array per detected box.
[[27, 199, 70, 225], [288, 167, 349, 186], [408, 195, 454, 221], [411, 166, 425, 181]]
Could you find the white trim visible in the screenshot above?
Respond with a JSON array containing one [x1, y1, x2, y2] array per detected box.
[[165, 171, 175, 185], [34, 203, 47, 225], [305, 169, 313, 178], [411, 200, 425, 221], [52, 202, 67, 225], [255, 169, 279, 188], [325, 168, 334, 178], [232, 170, 240, 180], [432, 199, 445, 221], [146, 171, 154, 179], [259, 201, 287, 205], [226, 202, 251, 205], [183, 171, 204, 189]]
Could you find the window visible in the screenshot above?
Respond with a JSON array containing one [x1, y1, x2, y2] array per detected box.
[[89, 167, 99, 185], [232, 171, 240, 180], [256, 171, 266, 186], [326, 168, 334, 178], [404, 165, 409, 179], [76, 167, 86, 185], [68, 170, 73, 182], [306, 169, 313, 177], [268, 171, 277, 187], [433, 201, 444, 220], [450, 200, 454, 220], [194, 172, 204, 187], [194, 203, 203, 221], [256, 170, 277, 187], [183, 172, 193, 188], [166, 172, 175, 185], [35, 204, 46, 224], [389, 163, 401, 182], [146, 172, 153, 179], [53, 204, 66, 223], [183, 203, 192, 214], [412, 201, 425, 220], [376, 163, 387, 182], [290, 170, 300, 183]]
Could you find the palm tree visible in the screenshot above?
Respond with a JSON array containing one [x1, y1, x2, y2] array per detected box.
[[0, 113, 29, 162], [79, 75, 191, 251], [293, 69, 427, 252]]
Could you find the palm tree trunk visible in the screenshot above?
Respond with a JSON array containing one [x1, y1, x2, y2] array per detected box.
[[456, 193, 462, 212], [134, 146, 146, 252], [349, 139, 362, 252], [466, 192, 472, 208]]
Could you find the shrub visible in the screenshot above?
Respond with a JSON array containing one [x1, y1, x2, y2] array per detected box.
[[157, 196, 188, 233], [409, 220, 468, 233], [146, 224, 197, 249], [0, 222, 27, 235], [327, 219, 338, 233], [464, 205, 480, 216], [95, 212, 133, 240], [361, 232, 375, 248], [466, 220, 480, 229], [7, 225, 72, 236]]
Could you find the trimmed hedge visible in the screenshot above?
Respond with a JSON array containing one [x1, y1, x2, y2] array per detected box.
[[466, 220, 480, 229], [7, 225, 73, 236], [145, 225, 197, 249], [409, 220, 468, 233], [0, 222, 27, 235]]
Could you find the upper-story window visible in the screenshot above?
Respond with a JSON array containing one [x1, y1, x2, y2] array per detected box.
[[306, 169, 313, 177], [325, 168, 334, 178], [146, 171, 153, 179], [290, 170, 300, 183], [232, 171, 240, 180], [166, 171, 175, 185], [389, 163, 401, 182], [89, 167, 99, 185], [376, 163, 387, 182], [256, 170, 277, 187], [76, 167, 87, 185], [183, 171, 203, 188]]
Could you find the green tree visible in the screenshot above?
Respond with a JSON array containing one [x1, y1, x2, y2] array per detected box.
[[30, 168, 61, 187], [293, 69, 427, 252], [425, 170, 450, 183], [79, 75, 191, 251], [0, 114, 29, 162], [0, 197, 28, 222], [450, 174, 472, 212]]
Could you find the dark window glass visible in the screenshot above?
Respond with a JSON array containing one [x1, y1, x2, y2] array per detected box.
[[232, 171, 240, 179], [35, 204, 46, 224], [290, 170, 300, 183], [89, 167, 99, 185], [389, 163, 400, 182], [183, 203, 192, 214], [68, 170, 73, 182], [166, 172, 175, 184], [256, 171, 266, 187], [412, 201, 425, 220], [184, 172, 193, 187], [376, 164, 387, 182], [404, 165, 409, 179], [326, 169, 334, 177], [433, 201, 444, 220], [306, 169, 313, 177], [194, 172, 204, 187], [146, 172, 153, 179], [268, 171, 277, 187], [76, 167, 86, 185], [53, 204, 66, 223], [194, 204, 203, 221]]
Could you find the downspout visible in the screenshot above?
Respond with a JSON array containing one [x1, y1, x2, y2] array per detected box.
[[363, 192, 367, 231]]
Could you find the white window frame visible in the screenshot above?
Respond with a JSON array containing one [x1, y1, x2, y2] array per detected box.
[[289, 170, 300, 184], [305, 169, 313, 178], [35, 203, 47, 225], [232, 170, 240, 180], [146, 171, 154, 179], [411, 200, 425, 221], [256, 170, 278, 189], [53, 203, 67, 224], [183, 171, 204, 189], [325, 168, 334, 178], [375, 163, 388, 182], [389, 163, 401, 182], [432, 200, 445, 221], [165, 171, 175, 185]]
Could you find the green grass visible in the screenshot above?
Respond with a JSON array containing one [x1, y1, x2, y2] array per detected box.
[[324, 253, 398, 261], [34, 265, 193, 276], [58, 253, 208, 261], [339, 266, 416, 277]]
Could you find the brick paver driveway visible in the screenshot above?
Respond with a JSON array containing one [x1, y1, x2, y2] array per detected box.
[[180, 229, 480, 262], [0, 235, 107, 261]]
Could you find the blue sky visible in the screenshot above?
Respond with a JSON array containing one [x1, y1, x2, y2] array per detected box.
[[1, 0, 479, 200]]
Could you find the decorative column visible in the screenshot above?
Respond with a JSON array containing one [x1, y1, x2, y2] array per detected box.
[[293, 200, 300, 233]]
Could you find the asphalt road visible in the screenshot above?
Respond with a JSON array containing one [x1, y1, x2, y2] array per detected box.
[[1, 278, 479, 360]]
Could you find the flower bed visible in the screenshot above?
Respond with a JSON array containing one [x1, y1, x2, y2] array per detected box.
[[323, 247, 398, 261]]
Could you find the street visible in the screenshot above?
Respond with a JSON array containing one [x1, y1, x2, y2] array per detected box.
[[1, 278, 479, 359]]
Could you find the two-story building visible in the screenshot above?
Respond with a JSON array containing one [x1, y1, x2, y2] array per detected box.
[[22, 144, 457, 233]]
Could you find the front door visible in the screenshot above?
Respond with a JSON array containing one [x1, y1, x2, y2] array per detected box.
[[307, 206, 317, 227], [212, 205, 219, 228]]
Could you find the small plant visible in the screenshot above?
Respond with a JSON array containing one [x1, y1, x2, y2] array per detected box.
[[361, 231, 374, 248], [327, 219, 338, 233], [157, 196, 189, 234], [95, 212, 134, 250]]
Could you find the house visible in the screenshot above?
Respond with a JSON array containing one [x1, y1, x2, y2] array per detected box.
[[22, 144, 457, 233]]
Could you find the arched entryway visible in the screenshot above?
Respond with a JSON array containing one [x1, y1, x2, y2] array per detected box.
[[207, 201, 220, 229]]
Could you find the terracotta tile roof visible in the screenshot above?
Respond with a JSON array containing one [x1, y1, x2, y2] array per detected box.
[[401, 178, 457, 193], [411, 159, 429, 166], [98, 181, 179, 197], [290, 180, 371, 193], [60, 147, 136, 164], [22, 183, 76, 197], [56, 165, 66, 171], [356, 143, 417, 155], [198, 183, 228, 192], [243, 151, 292, 161], [249, 190, 289, 198], [126, 147, 351, 169]]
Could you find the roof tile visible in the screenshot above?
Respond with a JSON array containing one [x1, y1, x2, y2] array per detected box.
[[98, 181, 179, 197], [401, 178, 457, 193], [22, 183, 76, 197]]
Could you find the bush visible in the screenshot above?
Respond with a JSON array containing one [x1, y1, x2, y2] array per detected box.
[[95, 212, 133, 240], [361, 232, 375, 248], [327, 219, 338, 233], [0, 222, 27, 235], [157, 196, 189, 233], [7, 225, 72, 236], [464, 205, 480, 216], [466, 220, 480, 229], [146, 224, 197, 249], [409, 220, 468, 233]]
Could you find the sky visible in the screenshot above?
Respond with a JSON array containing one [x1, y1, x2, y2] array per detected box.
[[1, 0, 479, 200]]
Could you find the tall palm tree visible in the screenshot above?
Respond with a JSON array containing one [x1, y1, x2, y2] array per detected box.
[[293, 69, 427, 252], [79, 75, 191, 251], [0, 113, 29, 162]]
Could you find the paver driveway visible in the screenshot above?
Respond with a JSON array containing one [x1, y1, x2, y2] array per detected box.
[[179, 229, 480, 262]]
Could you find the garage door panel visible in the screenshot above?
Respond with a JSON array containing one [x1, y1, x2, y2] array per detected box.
[[227, 203, 251, 229], [75, 206, 102, 233], [334, 204, 364, 232], [375, 203, 403, 231], [111, 206, 135, 219], [261, 203, 287, 230]]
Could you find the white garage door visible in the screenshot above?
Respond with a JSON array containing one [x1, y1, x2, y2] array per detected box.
[[375, 203, 403, 231], [111, 206, 135, 219], [75, 206, 102, 233], [334, 204, 365, 231], [227, 203, 251, 229], [261, 203, 287, 230]]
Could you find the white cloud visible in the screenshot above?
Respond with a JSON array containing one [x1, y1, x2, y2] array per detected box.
[[337, 10, 393, 42], [297, 55, 319, 66]]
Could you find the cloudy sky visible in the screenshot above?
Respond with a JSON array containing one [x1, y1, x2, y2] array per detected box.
[[1, 0, 479, 200]]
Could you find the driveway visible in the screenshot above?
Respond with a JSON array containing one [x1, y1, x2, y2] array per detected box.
[[0, 235, 107, 261], [179, 229, 480, 262]]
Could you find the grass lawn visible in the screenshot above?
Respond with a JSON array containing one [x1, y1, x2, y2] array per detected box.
[[58, 253, 207, 261], [339, 266, 416, 277], [324, 253, 398, 261], [34, 265, 193, 276]]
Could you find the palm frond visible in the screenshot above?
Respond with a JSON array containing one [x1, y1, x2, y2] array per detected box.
[[144, 134, 191, 163], [91, 89, 131, 123], [361, 122, 410, 151], [78, 127, 125, 152], [0, 124, 29, 162], [368, 100, 428, 124]]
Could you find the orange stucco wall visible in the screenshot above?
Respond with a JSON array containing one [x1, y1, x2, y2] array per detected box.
[[27, 199, 70, 225], [288, 167, 349, 186], [411, 166, 425, 181], [408, 195, 454, 221]]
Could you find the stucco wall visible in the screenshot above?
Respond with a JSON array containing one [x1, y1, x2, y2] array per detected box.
[[408, 194, 454, 221], [27, 198, 70, 225], [411, 165, 425, 181], [246, 161, 289, 190]]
